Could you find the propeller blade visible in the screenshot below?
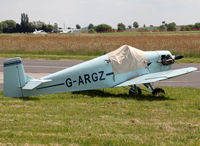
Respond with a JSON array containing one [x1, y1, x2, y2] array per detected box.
[[175, 55, 184, 60]]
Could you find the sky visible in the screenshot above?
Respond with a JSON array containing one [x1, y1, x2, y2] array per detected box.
[[0, 0, 200, 28]]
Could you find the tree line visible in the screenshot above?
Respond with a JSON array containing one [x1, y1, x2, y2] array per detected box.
[[86, 21, 139, 33], [1, 13, 200, 33], [0, 13, 58, 33], [0, 13, 140, 33]]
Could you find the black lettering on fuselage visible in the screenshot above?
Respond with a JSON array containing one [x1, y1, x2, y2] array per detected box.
[[91, 72, 98, 82], [99, 71, 105, 81], [66, 78, 72, 87], [84, 74, 91, 84], [66, 70, 106, 88], [78, 76, 84, 85]]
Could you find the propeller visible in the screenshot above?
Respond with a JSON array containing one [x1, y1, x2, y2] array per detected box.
[[174, 55, 184, 60]]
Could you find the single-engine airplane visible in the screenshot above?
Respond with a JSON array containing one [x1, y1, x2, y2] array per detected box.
[[33, 29, 47, 35], [3, 45, 197, 97]]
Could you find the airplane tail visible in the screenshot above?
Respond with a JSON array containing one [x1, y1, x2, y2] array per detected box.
[[3, 57, 27, 97], [3, 57, 52, 97]]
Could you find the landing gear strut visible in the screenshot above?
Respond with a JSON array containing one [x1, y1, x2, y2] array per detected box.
[[129, 83, 165, 96], [144, 83, 165, 95], [129, 85, 142, 95]]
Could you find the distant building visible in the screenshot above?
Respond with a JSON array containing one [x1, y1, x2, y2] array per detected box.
[[59, 28, 80, 34]]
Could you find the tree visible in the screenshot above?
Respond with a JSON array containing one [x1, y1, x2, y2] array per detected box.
[[1, 20, 16, 33], [143, 24, 146, 28], [31, 21, 46, 30], [88, 28, 96, 33], [166, 22, 176, 31], [128, 25, 132, 29], [162, 21, 166, 25], [180, 25, 186, 31], [117, 23, 126, 31], [133, 21, 139, 28], [15, 23, 21, 32], [20, 13, 29, 32], [188, 25, 194, 30], [42, 24, 47, 32], [76, 24, 81, 29], [46, 24, 53, 32], [88, 24, 94, 30], [95, 24, 113, 32], [25, 22, 36, 32], [159, 25, 166, 31], [194, 23, 200, 30], [0, 23, 3, 33]]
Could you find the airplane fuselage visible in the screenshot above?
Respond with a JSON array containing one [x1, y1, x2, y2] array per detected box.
[[22, 50, 172, 97]]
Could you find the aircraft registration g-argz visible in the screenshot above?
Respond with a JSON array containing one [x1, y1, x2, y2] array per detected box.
[[3, 45, 197, 97]]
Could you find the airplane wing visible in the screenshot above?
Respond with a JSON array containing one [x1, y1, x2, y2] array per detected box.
[[116, 67, 197, 87], [22, 79, 52, 90]]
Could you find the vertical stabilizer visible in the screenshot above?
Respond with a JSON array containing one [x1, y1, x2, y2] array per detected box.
[[3, 57, 26, 97]]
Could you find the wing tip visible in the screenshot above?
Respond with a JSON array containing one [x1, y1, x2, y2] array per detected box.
[[187, 67, 198, 72]]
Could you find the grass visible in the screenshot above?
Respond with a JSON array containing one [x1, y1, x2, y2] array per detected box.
[[0, 87, 200, 145], [1, 32, 200, 62], [0, 53, 95, 61], [176, 57, 200, 63]]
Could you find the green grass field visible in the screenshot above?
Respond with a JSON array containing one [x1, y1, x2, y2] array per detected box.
[[0, 87, 200, 145]]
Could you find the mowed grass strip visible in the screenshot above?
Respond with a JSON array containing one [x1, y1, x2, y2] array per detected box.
[[0, 87, 200, 145], [1, 53, 200, 63]]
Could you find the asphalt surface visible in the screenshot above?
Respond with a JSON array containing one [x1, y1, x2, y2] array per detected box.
[[0, 58, 200, 90]]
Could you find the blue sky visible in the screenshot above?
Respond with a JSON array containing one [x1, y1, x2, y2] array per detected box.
[[0, 0, 200, 28]]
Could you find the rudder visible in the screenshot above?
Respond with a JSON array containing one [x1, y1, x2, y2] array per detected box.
[[3, 57, 26, 97]]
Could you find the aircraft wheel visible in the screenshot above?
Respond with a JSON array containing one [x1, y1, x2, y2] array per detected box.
[[129, 87, 142, 95], [152, 88, 165, 95]]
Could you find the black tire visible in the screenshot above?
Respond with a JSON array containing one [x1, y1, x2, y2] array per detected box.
[[152, 88, 165, 95], [129, 87, 142, 95]]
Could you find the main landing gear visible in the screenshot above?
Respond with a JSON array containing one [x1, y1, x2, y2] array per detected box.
[[129, 85, 142, 95], [129, 83, 165, 96]]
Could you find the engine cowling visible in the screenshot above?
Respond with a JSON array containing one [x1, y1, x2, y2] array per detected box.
[[158, 55, 184, 65]]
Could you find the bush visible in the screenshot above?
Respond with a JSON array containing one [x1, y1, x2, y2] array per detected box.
[[88, 24, 94, 30], [76, 24, 81, 29], [133, 21, 139, 28], [0, 23, 3, 33], [95, 24, 113, 32], [167, 22, 176, 31], [137, 28, 148, 32], [194, 23, 200, 30], [159, 25, 166, 31], [117, 23, 126, 31], [1, 20, 16, 33], [88, 29, 96, 33], [180, 26, 186, 31]]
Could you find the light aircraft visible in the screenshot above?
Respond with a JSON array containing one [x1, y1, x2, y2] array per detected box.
[[59, 28, 80, 34], [3, 45, 197, 98], [33, 29, 47, 34]]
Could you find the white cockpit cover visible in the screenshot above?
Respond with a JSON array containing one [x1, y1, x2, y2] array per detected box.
[[107, 45, 147, 74]]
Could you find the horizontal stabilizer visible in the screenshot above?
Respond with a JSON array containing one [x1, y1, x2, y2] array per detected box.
[[116, 67, 197, 87], [22, 79, 51, 90]]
